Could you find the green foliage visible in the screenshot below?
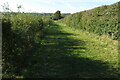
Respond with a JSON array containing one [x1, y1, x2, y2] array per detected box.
[[53, 10, 61, 20], [2, 13, 53, 77], [60, 2, 119, 40]]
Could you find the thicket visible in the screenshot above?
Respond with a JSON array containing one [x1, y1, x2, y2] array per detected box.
[[52, 10, 61, 20], [2, 13, 53, 77], [60, 2, 119, 40]]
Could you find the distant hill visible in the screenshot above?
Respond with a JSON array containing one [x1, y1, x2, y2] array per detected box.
[[1, 12, 70, 17], [60, 1, 119, 40], [30, 13, 71, 17]]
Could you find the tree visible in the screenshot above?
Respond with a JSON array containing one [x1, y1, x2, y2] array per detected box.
[[17, 5, 22, 12], [53, 10, 61, 20]]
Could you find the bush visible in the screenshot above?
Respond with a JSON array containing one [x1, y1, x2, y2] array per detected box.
[[52, 10, 61, 20], [2, 13, 53, 77], [60, 2, 119, 40]]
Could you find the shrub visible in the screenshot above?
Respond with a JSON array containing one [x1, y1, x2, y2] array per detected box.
[[60, 2, 119, 40], [2, 13, 53, 77]]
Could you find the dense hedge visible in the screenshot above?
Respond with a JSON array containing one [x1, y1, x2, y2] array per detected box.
[[60, 2, 119, 40], [2, 13, 53, 77]]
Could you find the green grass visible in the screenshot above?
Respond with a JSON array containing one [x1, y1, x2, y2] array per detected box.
[[59, 22, 118, 64], [15, 22, 118, 78]]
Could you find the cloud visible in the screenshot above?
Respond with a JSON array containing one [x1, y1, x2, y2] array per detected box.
[[0, 0, 56, 12], [0, 0, 119, 13], [58, 0, 77, 11], [24, 5, 56, 13], [62, 0, 119, 2]]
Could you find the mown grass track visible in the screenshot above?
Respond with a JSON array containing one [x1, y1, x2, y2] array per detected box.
[[19, 22, 118, 78]]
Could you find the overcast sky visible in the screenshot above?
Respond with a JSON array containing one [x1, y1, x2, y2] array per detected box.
[[0, 0, 119, 13]]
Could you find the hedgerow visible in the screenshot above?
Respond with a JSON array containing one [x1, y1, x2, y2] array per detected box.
[[2, 13, 53, 77], [60, 2, 119, 40]]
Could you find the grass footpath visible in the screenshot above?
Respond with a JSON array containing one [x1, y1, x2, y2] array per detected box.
[[56, 22, 119, 78], [19, 22, 118, 78]]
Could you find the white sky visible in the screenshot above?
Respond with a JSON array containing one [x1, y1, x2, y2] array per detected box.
[[0, 0, 119, 13]]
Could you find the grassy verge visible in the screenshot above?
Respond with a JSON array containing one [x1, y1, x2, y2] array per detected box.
[[57, 22, 118, 77]]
